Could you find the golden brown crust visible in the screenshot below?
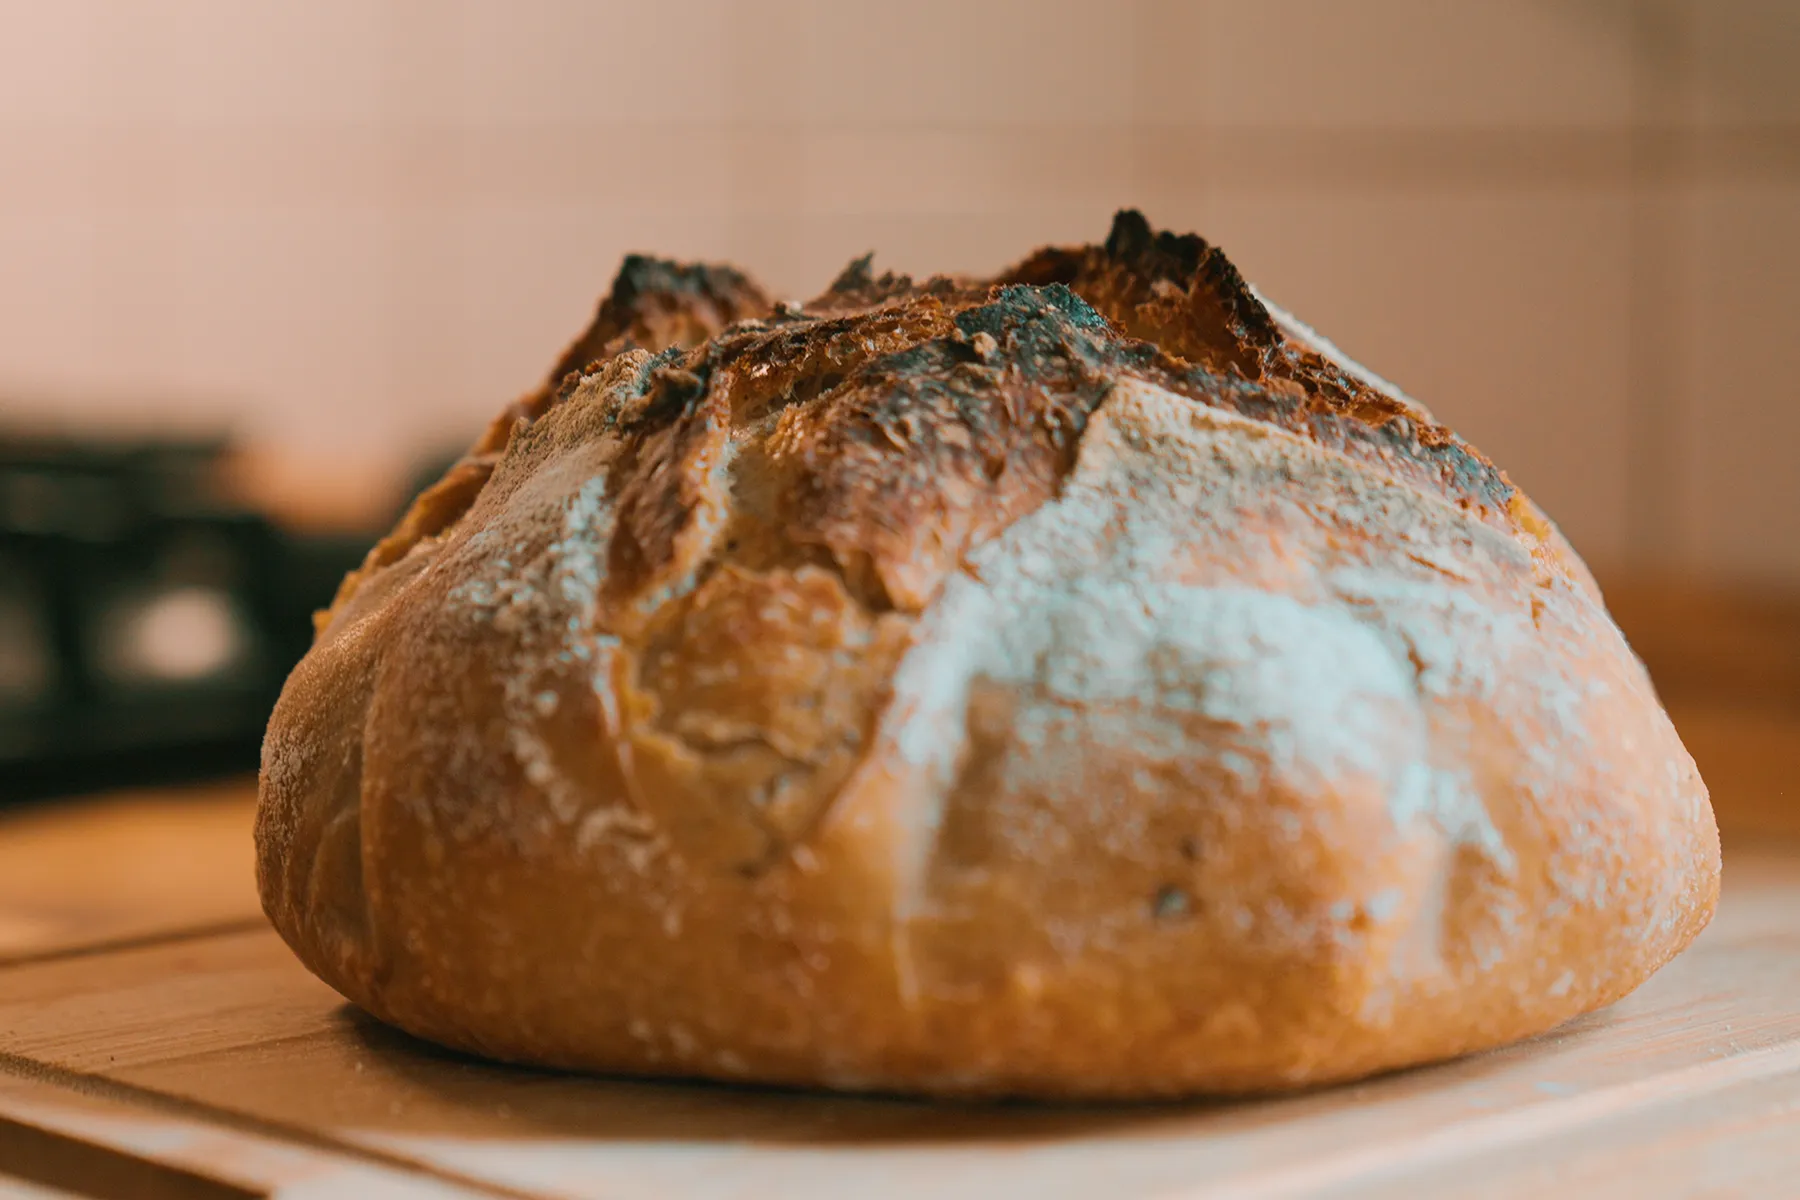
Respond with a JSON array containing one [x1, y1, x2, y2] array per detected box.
[[259, 212, 1719, 1098]]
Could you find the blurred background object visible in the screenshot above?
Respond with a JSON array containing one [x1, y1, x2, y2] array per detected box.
[[0, 1, 1795, 807], [0, 430, 370, 798]]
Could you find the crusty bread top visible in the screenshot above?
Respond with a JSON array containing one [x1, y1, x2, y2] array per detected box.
[[324, 211, 1564, 634], [260, 211, 1715, 1096]]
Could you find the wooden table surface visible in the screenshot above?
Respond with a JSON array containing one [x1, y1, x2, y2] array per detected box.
[[1, 775, 1797, 1199]]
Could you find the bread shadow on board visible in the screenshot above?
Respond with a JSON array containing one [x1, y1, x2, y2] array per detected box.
[[330, 1004, 1204, 1143], [324, 1003, 1617, 1145]]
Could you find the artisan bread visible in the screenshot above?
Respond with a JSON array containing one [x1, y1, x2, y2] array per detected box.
[[257, 212, 1719, 1098]]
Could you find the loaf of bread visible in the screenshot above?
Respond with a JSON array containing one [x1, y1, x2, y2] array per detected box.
[[257, 212, 1719, 1098]]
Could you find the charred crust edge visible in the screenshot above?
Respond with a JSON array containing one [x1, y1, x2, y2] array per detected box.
[[318, 212, 1537, 634]]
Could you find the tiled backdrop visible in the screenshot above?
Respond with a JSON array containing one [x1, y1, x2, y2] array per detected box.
[[2, 1, 1796, 582]]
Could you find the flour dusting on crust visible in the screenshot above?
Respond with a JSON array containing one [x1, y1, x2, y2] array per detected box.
[[871, 378, 1543, 982]]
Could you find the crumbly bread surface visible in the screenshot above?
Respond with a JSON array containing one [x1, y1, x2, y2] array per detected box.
[[258, 212, 1718, 1097]]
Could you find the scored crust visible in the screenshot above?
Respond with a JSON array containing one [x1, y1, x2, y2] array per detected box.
[[257, 211, 1718, 1097]]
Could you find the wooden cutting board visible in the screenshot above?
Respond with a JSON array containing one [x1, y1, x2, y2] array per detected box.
[[1, 781, 1797, 1199]]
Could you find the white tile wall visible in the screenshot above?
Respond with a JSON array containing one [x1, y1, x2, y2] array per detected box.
[[745, 0, 1142, 129], [0, 3, 104, 130], [444, 1, 740, 129], [1197, 0, 1637, 130], [1678, 0, 1800, 128], [147, 200, 399, 450], [1673, 181, 1800, 581], [0, 209, 104, 403], [89, 1, 391, 131], [789, 130, 1140, 224]]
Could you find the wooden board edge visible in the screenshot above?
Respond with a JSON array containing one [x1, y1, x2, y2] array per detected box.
[[0, 1056, 509, 1200]]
